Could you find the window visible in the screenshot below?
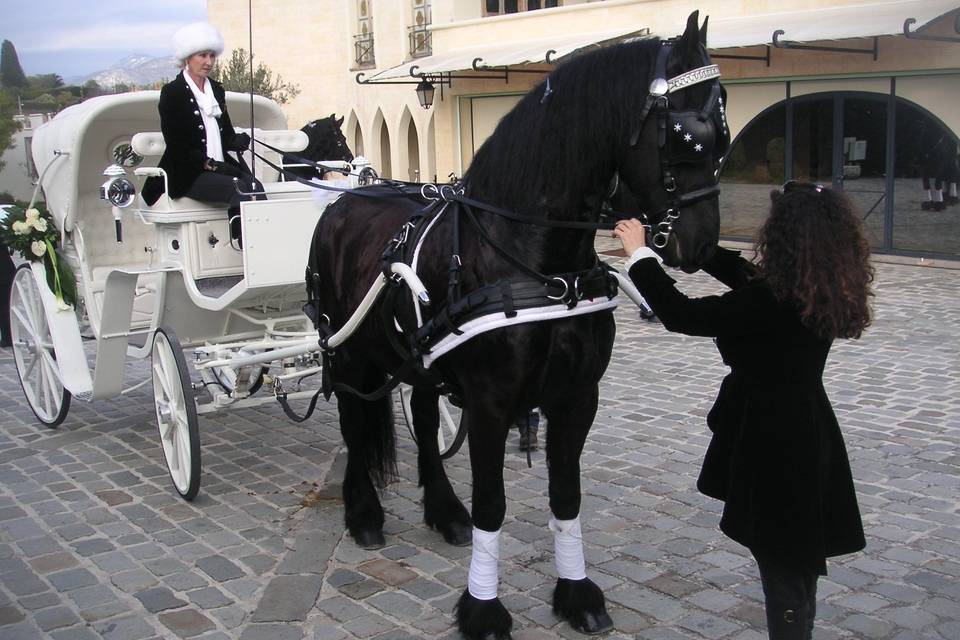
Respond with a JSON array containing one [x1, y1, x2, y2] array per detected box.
[[720, 90, 960, 258], [354, 0, 375, 68], [484, 0, 560, 16], [409, 0, 432, 58]]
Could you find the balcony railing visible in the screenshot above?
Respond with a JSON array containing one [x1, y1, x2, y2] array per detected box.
[[408, 24, 432, 58], [354, 33, 375, 68]]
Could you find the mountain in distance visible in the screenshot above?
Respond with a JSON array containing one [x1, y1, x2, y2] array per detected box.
[[67, 54, 180, 89]]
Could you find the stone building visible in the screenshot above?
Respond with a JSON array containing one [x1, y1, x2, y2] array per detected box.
[[208, 0, 960, 260]]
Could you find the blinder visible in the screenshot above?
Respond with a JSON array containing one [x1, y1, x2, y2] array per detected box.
[[625, 40, 730, 249]]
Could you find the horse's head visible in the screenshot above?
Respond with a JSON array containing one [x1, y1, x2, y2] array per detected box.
[[303, 114, 353, 165], [617, 11, 729, 272]]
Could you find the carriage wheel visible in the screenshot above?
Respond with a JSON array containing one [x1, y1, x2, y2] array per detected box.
[[399, 385, 467, 460], [151, 327, 201, 500], [9, 265, 71, 427]]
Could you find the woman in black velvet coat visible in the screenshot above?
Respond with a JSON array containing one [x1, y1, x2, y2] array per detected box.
[[142, 22, 260, 233], [615, 182, 873, 640]]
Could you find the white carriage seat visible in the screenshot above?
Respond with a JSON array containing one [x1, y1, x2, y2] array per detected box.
[[131, 128, 311, 212]]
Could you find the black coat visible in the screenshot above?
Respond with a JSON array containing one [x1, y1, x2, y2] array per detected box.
[[628, 247, 865, 573], [142, 73, 245, 205]]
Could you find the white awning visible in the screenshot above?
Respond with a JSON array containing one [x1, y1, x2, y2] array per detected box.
[[363, 27, 648, 82], [707, 0, 959, 49]]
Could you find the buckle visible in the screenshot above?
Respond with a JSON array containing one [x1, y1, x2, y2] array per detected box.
[[546, 277, 569, 302]]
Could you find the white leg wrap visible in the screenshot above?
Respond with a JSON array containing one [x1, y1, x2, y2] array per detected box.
[[550, 516, 587, 581], [934, 189, 944, 203], [468, 527, 500, 601], [951, 183, 958, 198]]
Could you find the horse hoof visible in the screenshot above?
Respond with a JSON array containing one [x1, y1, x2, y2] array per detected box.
[[438, 520, 472, 547], [567, 610, 614, 635], [553, 577, 613, 635], [455, 589, 513, 640], [352, 529, 385, 549]]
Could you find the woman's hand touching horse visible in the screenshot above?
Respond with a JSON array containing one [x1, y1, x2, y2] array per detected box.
[[614, 218, 648, 256]]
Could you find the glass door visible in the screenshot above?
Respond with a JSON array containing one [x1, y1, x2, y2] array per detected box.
[[839, 97, 888, 249], [791, 98, 834, 184]]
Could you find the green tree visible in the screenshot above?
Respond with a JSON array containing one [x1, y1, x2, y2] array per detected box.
[[83, 79, 102, 98], [0, 90, 23, 173], [213, 48, 300, 104], [0, 40, 28, 89], [28, 74, 64, 90]]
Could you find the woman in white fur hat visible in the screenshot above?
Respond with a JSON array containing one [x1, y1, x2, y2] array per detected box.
[[141, 21, 263, 240]]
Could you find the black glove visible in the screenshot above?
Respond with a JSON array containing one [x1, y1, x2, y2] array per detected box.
[[231, 132, 251, 151]]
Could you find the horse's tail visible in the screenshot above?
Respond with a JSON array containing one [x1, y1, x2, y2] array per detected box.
[[359, 376, 398, 489], [308, 206, 398, 488]]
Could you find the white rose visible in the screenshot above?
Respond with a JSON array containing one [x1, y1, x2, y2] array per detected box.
[[31, 217, 48, 232], [25, 208, 40, 222], [31, 241, 46, 257], [12, 220, 29, 235]]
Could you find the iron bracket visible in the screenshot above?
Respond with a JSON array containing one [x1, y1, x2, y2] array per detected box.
[[772, 30, 879, 61], [903, 15, 960, 43]]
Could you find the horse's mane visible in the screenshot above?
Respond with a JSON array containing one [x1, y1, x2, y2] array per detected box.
[[464, 38, 660, 216]]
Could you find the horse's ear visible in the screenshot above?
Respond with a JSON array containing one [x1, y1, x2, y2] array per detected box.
[[336, 116, 344, 127], [678, 10, 701, 58], [699, 15, 709, 46]]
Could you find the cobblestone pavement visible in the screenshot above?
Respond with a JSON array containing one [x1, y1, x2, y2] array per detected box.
[[1, 241, 958, 640]]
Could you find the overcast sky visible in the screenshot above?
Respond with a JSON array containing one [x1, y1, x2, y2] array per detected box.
[[0, 0, 208, 79]]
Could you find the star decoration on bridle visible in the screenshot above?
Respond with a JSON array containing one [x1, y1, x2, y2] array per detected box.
[[683, 133, 693, 142], [673, 123, 682, 132]]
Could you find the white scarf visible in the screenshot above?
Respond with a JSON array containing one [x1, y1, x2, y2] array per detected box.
[[183, 70, 223, 162]]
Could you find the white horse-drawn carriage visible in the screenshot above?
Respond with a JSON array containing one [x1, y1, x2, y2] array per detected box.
[[12, 91, 466, 500], [14, 90, 650, 502]]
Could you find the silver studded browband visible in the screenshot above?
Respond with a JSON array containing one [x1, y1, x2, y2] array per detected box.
[[667, 64, 721, 93], [649, 64, 722, 97]]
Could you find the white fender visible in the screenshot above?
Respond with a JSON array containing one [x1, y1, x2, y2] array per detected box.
[[29, 262, 93, 399]]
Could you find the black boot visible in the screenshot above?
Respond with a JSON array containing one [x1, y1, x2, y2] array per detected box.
[[517, 411, 539, 452]]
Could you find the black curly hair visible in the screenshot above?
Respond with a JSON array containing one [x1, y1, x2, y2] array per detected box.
[[756, 182, 874, 339]]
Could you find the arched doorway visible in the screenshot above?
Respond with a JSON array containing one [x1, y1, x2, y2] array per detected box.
[[372, 109, 391, 179], [347, 111, 364, 158], [720, 92, 959, 258], [406, 117, 421, 182]]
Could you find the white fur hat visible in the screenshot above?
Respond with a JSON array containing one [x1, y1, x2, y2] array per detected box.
[[172, 22, 225, 61]]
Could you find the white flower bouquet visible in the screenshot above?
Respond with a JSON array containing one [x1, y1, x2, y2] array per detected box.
[[0, 204, 77, 309]]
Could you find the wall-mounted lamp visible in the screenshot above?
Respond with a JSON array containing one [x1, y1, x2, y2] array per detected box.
[[415, 79, 435, 109]]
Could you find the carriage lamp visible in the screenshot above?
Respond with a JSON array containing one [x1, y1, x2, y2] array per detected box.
[[100, 164, 137, 243], [415, 79, 435, 109]]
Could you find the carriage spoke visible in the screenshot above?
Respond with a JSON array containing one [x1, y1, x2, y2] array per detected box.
[[153, 360, 175, 404], [168, 418, 181, 473], [11, 306, 35, 337], [21, 350, 38, 379], [158, 413, 175, 441], [40, 361, 55, 416], [39, 348, 60, 382], [20, 279, 42, 332], [176, 420, 191, 475]]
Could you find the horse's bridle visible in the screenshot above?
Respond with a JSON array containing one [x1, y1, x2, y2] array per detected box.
[[624, 40, 730, 249]]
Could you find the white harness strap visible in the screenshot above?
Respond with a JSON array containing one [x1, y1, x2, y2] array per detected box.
[[468, 527, 501, 600], [421, 297, 618, 368], [410, 202, 449, 327]]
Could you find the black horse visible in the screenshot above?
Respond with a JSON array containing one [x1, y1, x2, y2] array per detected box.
[[308, 12, 727, 639], [283, 114, 353, 179]]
